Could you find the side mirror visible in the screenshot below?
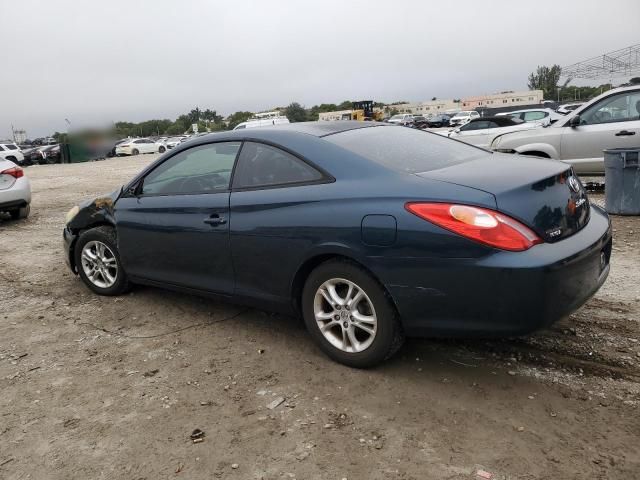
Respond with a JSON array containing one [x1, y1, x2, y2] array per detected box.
[[569, 115, 581, 128]]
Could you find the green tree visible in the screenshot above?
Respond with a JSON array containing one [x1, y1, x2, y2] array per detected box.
[[165, 122, 187, 135], [284, 102, 308, 123], [226, 111, 254, 130], [337, 100, 352, 110], [527, 64, 562, 100]]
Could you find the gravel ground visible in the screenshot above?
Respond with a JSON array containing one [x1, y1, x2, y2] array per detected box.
[[1, 155, 639, 480]]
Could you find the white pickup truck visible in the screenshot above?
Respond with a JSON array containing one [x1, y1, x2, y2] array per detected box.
[[490, 86, 640, 175]]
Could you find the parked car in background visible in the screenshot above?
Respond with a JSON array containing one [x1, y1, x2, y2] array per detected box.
[[40, 144, 61, 164], [63, 122, 610, 368], [426, 114, 452, 128], [0, 159, 31, 219], [446, 116, 537, 149], [557, 102, 584, 115], [411, 115, 429, 129], [496, 108, 564, 125], [491, 86, 640, 175], [115, 138, 163, 156], [387, 113, 414, 126], [448, 110, 480, 127], [21, 146, 45, 166], [233, 116, 290, 130], [0, 141, 25, 165], [163, 136, 187, 149]]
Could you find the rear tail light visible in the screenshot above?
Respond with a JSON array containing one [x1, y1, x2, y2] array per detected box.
[[1, 166, 24, 179], [405, 202, 542, 252]]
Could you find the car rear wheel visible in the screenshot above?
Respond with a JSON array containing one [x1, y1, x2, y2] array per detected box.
[[131, 148, 139, 156], [302, 260, 404, 368], [75, 226, 130, 296], [9, 204, 30, 220], [158, 146, 166, 153]]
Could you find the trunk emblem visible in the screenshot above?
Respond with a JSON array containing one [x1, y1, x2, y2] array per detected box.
[[569, 176, 581, 193]]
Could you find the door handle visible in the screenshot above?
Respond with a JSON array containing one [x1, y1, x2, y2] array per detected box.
[[203, 214, 227, 226], [615, 130, 636, 136]]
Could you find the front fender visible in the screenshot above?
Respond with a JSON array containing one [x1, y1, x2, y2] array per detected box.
[[512, 142, 559, 159]]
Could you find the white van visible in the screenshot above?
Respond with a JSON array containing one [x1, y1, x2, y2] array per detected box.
[[233, 116, 290, 130]]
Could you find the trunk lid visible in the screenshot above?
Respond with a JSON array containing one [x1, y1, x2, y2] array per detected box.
[[417, 154, 590, 242]]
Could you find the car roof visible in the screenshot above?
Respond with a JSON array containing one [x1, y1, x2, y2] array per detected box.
[[236, 121, 386, 138], [469, 116, 522, 126]]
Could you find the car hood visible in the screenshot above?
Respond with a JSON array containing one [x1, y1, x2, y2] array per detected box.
[[491, 123, 559, 148]]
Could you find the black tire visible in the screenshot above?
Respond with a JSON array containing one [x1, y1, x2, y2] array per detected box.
[[74, 226, 130, 296], [131, 148, 139, 156], [301, 259, 404, 368], [158, 146, 166, 153], [9, 204, 30, 220]]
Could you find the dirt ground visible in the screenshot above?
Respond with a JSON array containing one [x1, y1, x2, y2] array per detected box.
[[1, 155, 639, 480]]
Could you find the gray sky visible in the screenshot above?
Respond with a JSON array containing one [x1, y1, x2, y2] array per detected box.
[[2, 0, 639, 137]]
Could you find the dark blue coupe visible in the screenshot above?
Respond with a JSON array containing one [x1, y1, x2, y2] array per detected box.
[[63, 122, 611, 367]]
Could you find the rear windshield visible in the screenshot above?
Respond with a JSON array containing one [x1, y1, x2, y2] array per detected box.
[[325, 126, 485, 173], [3, 144, 18, 150]]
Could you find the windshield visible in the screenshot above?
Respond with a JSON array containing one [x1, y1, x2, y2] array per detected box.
[[326, 125, 485, 174], [389, 115, 405, 120], [452, 112, 471, 118]]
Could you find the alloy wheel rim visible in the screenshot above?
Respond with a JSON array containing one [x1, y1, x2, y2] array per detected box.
[[313, 278, 377, 353], [81, 240, 118, 289]]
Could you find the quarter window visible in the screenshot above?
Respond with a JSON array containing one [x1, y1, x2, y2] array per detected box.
[[523, 111, 547, 121], [232, 142, 323, 189], [142, 142, 241, 195]]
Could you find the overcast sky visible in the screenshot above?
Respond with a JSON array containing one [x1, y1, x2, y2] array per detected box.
[[1, 0, 639, 137]]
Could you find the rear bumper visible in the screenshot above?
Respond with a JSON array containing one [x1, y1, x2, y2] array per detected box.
[[0, 177, 31, 210], [377, 205, 612, 337]]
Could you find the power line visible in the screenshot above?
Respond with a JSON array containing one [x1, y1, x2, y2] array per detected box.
[[561, 43, 640, 81]]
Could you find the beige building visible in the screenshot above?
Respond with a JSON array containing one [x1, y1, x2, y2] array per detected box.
[[318, 110, 354, 121], [460, 90, 544, 109]]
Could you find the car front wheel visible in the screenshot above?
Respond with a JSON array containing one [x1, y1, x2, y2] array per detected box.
[[302, 260, 404, 368], [131, 149, 139, 156], [75, 226, 130, 295]]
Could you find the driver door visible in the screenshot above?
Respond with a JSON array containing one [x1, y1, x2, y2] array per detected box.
[[115, 141, 241, 294]]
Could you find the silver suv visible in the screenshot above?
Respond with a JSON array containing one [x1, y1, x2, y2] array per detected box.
[[490, 86, 640, 175]]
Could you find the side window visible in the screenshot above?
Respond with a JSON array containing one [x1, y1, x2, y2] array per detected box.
[[523, 111, 546, 121], [233, 142, 323, 189], [141, 142, 241, 195], [461, 121, 489, 131], [580, 91, 640, 125], [134, 139, 143, 144]]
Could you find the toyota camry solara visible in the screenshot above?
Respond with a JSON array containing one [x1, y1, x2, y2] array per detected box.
[[63, 121, 611, 367]]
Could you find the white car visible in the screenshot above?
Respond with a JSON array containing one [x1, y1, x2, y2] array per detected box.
[[233, 116, 290, 130], [557, 102, 584, 115], [115, 138, 164, 156], [386, 114, 414, 126], [0, 159, 31, 220], [448, 110, 480, 127], [446, 116, 539, 149], [496, 108, 564, 126], [490, 85, 640, 175], [163, 136, 187, 150], [0, 141, 25, 165]]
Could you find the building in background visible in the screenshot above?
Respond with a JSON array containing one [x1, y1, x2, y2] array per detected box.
[[317, 90, 545, 120], [12, 128, 27, 144], [461, 90, 544, 109]]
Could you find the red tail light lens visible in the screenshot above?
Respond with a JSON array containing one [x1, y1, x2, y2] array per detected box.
[[405, 202, 542, 251], [1, 167, 24, 179]]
